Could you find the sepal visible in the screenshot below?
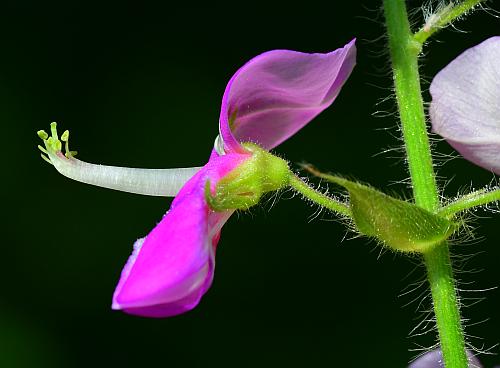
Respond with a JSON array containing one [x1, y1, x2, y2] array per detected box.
[[206, 143, 290, 211], [310, 171, 457, 253]]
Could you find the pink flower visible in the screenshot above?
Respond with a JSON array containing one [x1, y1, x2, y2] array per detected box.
[[38, 40, 356, 317], [430, 37, 500, 173], [112, 42, 356, 317]]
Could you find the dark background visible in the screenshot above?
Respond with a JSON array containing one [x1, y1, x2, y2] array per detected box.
[[2, 1, 499, 367]]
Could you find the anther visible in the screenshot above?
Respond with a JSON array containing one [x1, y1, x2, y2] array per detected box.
[[37, 130, 49, 140]]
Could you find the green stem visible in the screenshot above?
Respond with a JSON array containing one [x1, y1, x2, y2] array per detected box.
[[439, 187, 500, 218], [384, 1, 467, 367], [384, 0, 438, 211], [423, 244, 466, 367], [288, 174, 352, 218], [414, 0, 484, 45]]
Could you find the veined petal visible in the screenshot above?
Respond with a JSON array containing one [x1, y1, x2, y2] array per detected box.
[[430, 37, 500, 173], [219, 39, 356, 152], [112, 152, 250, 317]]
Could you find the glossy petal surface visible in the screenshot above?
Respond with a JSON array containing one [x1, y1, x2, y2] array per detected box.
[[219, 39, 356, 152], [430, 37, 500, 173], [112, 152, 249, 317]]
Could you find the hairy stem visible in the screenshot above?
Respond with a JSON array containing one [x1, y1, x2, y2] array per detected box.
[[422, 243, 466, 367], [384, 1, 467, 367], [384, 2, 438, 210], [439, 187, 500, 218], [414, 0, 484, 45], [288, 175, 351, 218]]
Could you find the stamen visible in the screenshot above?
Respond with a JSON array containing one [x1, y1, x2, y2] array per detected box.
[[37, 122, 201, 197], [37, 130, 48, 140], [37, 145, 48, 155], [61, 130, 77, 158], [40, 154, 52, 165], [50, 122, 59, 140]]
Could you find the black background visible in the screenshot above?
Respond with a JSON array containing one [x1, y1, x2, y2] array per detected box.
[[3, 1, 499, 367]]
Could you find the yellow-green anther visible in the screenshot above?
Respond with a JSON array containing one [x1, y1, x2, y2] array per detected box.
[[61, 130, 69, 142], [37, 130, 49, 140], [60, 130, 75, 158]]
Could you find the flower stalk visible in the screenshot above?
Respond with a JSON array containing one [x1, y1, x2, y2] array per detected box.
[[288, 175, 351, 218], [439, 187, 500, 218], [383, 0, 467, 367], [414, 0, 485, 46]]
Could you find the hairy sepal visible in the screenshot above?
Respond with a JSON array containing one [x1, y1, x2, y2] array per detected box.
[[329, 176, 457, 253]]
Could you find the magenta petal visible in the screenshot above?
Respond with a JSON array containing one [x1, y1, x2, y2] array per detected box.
[[112, 152, 249, 317], [430, 37, 500, 173], [219, 39, 356, 153]]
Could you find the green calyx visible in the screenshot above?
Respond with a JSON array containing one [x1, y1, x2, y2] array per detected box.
[[307, 167, 457, 254], [206, 143, 290, 211]]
